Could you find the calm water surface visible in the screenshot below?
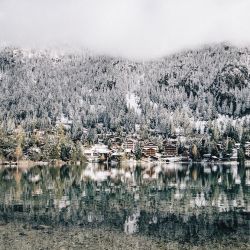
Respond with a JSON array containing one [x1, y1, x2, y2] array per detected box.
[[0, 162, 249, 243]]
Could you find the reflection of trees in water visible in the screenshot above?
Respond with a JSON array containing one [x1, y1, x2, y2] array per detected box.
[[0, 163, 249, 240]]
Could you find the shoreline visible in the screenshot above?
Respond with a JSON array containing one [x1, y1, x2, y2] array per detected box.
[[0, 159, 83, 168], [0, 159, 250, 168], [0, 222, 249, 250]]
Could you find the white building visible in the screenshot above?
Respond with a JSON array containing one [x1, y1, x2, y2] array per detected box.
[[83, 144, 110, 162]]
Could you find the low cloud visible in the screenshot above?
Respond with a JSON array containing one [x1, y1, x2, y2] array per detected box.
[[1, 0, 250, 59]]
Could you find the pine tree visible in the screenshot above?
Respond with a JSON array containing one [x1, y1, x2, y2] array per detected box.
[[237, 148, 245, 166], [134, 143, 142, 160]]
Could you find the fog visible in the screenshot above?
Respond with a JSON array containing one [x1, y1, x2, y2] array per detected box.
[[1, 0, 250, 60]]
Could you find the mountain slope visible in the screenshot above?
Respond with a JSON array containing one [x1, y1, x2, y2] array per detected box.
[[0, 44, 250, 135]]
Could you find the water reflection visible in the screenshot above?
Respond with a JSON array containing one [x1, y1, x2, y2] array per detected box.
[[0, 162, 249, 241]]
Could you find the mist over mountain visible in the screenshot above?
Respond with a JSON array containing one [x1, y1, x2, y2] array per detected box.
[[1, 0, 250, 59], [0, 44, 250, 137]]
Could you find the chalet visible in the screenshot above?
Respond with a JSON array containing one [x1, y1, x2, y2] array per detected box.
[[165, 144, 178, 157], [163, 141, 178, 157], [83, 144, 110, 162], [123, 139, 136, 153], [143, 142, 158, 157], [245, 142, 250, 158], [83, 149, 99, 162]]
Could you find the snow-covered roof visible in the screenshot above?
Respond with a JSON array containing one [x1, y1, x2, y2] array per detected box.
[[92, 144, 110, 154]]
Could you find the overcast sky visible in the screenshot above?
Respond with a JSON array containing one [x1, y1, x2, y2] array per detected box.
[[0, 0, 250, 60]]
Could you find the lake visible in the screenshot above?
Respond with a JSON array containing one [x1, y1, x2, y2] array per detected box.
[[0, 162, 249, 249]]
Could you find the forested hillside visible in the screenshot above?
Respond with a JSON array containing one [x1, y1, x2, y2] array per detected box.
[[0, 44, 250, 137]]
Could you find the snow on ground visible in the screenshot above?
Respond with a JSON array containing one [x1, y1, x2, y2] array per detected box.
[[170, 113, 250, 136], [150, 101, 158, 110], [215, 114, 250, 133], [126, 92, 142, 116]]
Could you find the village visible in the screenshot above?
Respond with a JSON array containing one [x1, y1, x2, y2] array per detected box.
[[82, 132, 250, 164], [62, 116, 250, 165], [0, 115, 250, 166]]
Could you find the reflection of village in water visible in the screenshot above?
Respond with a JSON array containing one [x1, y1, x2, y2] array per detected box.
[[0, 162, 249, 241]]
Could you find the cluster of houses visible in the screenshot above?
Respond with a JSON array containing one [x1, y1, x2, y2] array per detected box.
[[82, 136, 184, 163], [82, 135, 250, 164], [4, 116, 250, 164], [53, 116, 250, 164], [203, 141, 250, 162]]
